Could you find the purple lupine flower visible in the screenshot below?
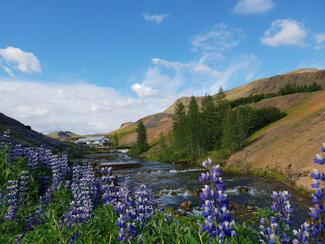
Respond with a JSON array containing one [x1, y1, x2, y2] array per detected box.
[[314, 154, 325, 165], [134, 184, 154, 226], [199, 158, 235, 242], [260, 191, 293, 243], [0, 129, 12, 150], [270, 191, 292, 227], [64, 164, 95, 226], [115, 178, 138, 241], [24, 147, 39, 169], [18, 171, 30, 205], [8, 144, 24, 162], [293, 222, 312, 243], [293, 143, 325, 243], [100, 167, 118, 205], [321, 143, 325, 153], [4, 180, 19, 221]]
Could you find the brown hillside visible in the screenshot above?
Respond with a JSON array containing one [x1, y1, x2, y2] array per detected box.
[[164, 69, 325, 114], [112, 69, 325, 155], [226, 91, 325, 190], [109, 113, 173, 145]]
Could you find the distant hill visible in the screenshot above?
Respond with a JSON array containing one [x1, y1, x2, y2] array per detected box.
[[47, 131, 79, 142], [0, 112, 66, 149], [111, 68, 325, 145]]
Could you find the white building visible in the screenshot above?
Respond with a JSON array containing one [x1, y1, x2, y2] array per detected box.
[[75, 136, 111, 146]]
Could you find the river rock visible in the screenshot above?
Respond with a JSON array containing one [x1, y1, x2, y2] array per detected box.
[[246, 205, 254, 211], [180, 201, 192, 211], [238, 186, 250, 193]]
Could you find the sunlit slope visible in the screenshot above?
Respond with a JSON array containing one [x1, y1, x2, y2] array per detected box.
[[226, 91, 325, 190], [110, 69, 325, 153], [164, 69, 325, 114], [108, 113, 173, 145]]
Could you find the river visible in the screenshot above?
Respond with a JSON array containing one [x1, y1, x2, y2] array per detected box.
[[86, 151, 309, 226]]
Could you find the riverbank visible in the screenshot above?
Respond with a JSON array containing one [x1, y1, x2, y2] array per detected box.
[[141, 146, 313, 197]]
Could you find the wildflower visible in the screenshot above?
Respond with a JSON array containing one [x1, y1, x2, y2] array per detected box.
[[314, 154, 325, 165], [64, 164, 95, 226], [293, 143, 325, 243], [115, 178, 138, 241], [259, 191, 294, 243], [100, 167, 118, 205], [4, 180, 19, 221], [18, 171, 30, 204], [199, 158, 235, 242], [134, 184, 154, 226]]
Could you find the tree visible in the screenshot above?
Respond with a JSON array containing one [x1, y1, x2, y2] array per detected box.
[[136, 120, 148, 153], [112, 133, 119, 146], [187, 96, 201, 158], [201, 95, 217, 150], [158, 132, 167, 151], [221, 109, 237, 151], [172, 101, 187, 148], [214, 87, 229, 147]]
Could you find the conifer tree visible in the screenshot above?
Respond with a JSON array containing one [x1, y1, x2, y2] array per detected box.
[[222, 108, 237, 151], [112, 133, 119, 146], [201, 95, 217, 150], [214, 87, 229, 147], [187, 96, 201, 158], [172, 101, 187, 148], [136, 120, 148, 153]]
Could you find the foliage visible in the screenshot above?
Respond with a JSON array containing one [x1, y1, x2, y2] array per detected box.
[[112, 133, 119, 146], [169, 91, 286, 161], [279, 82, 322, 95], [1, 130, 324, 243], [129, 120, 148, 157], [229, 82, 322, 108]]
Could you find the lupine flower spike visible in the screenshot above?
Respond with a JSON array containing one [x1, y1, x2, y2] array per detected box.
[[199, 158, 235, 242]]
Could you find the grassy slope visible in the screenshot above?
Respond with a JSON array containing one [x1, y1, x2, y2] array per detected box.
[[111, 69, 325, 146], [107, 113, 173, 146], [226, 91, 325, 190]]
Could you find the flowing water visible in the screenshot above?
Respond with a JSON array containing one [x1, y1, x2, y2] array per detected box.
[[89, 151, 309, 226]]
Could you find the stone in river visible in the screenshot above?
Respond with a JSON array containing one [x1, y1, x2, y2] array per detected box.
[[180, 201, 192, 211], [238, 186, 250, 193]]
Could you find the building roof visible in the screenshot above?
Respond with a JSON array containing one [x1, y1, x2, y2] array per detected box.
[[75, 136, 110, 143]]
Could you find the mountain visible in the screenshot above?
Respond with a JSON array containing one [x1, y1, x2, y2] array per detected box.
[[0, 112, 66, 149], [47, 131, 79, 142], [112, 68, 325, 145]]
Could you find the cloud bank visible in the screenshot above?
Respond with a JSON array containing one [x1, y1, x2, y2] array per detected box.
[[0, 79, 175, 134]]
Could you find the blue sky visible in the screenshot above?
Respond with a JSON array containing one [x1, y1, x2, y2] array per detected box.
[[0, 0, 325, 134]]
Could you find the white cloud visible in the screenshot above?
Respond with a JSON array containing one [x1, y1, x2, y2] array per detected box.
[[234, 0, 274, 15], [0, 46, 41, 74], [315, 33, 325, 49], [191, 23, 243, 53], [131, 83, 159, 97], [0, 79, 176, 134], [142, 23, 260, 96], [261, 19, 307, 47], [143, 13, 167, 24]]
